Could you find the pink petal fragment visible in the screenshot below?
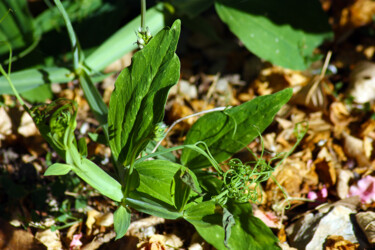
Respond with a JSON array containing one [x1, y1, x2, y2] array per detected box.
[[348, 175, 375, 204]]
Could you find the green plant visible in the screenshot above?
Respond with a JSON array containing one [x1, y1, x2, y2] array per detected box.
[[168, 0, 333, 70], [1, 1, 307, 249]]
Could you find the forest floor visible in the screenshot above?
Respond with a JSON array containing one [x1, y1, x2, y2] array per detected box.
[[1, 1, 375, 249]]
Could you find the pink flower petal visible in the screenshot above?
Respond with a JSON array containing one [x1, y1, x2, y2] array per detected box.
[[348, 175, 375, 204], [70, 233, 83, 250]]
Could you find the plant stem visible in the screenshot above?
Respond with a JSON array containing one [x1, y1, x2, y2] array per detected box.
[[54, 0, 80, 70], [0, 65, 25, 107], [141, 0, 146, 32]]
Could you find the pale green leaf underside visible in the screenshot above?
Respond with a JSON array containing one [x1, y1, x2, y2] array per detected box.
[[114, 205, 131, 240], [44, 163, 72, 176]]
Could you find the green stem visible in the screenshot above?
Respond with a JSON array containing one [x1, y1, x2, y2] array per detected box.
[[54, 0, 81, 70], [141, 0, 146, 32], [0, 65, 25, 107]]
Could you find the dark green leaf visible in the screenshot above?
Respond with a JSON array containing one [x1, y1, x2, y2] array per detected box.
[[181, 88, 293, 169], [183, 201, 217, 224], [215, 0, 333, 69], [172, 169, 192, 211], [168, 0, 214, 18], [114, 205, 131, 240], [189, 202, 279, 249], [135, 160, 185, 205], [108, 20, 181, 166], [77, 137, 88, 157], [126, 191, 182, 220]]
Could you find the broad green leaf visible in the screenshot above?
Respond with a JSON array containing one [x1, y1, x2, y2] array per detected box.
[[21, 83, 53, 103], [114, 205, 131, 240], [126, 191, 182, 220], [65, 146, 123, 202], [188, 202, 279, 249], [181, 88, 293, 169], [215, 0, 333, 69], [167, 0, 214, 18], [44, 163, 72, 176], [183, 201, 217, 224], [0, 67, 73, 94], [108, 20, 181, 165], [135, 160, 198, 206]]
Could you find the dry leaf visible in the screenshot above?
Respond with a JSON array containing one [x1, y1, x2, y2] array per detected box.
[[86, 209, 101, 235], [348, 61, 375, 103], [314, 147, 337, 186], [35, 229, 62, 250], [356, 211, 375, 244], [0, 107, 12, 144], [324, 235, 359, 250], [17, 112, 38, 137], [336, 169, 354, 200], [342, 131, 371, 167], [138, 234, 183, 250], [329, 102, 353, 135], [0, 218, 44, 250]]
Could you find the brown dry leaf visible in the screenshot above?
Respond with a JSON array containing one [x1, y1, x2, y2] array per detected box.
[[291, 76, 328, 111], [0, 218, 45, 250], [332, 143, 347, 162], [127, 216, 165, 238], [266, 157, 314, 201], [17, 112, 38, 137], [315, 147, 337, 186], [95, 212, 114, 227], [35, 229, 62, 250], [81, 231, 116, 250], [86, 209, 101, 235], [67, 222, 81, 240], [254, 66, 306, 96], [342, 0, 375, 28], [0, 107, 12, 144], [355, 211, 375, 244], [329, 102, 353, 136], [166, 100, 194, 131], [336, 169, 354, 200], [342, 131, 371, 167], [324, 235, 359, 250], [348, 61, 375, 103], [360, 119, 375, 138], [138, 234, 183, 250]]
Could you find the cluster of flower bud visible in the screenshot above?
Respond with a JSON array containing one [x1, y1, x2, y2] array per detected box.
[[136, 27, 152, 49]]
